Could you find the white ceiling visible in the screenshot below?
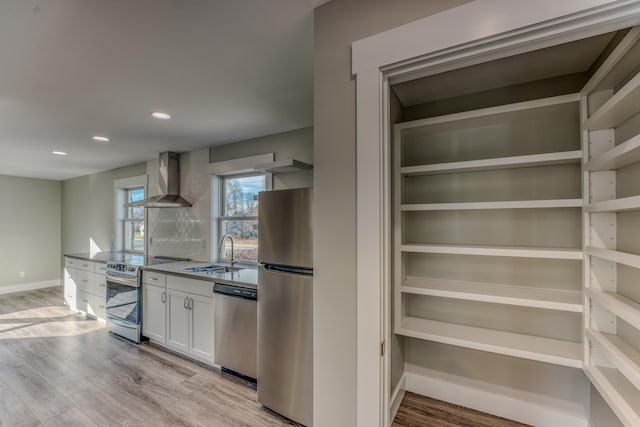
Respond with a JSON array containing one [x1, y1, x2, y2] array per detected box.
[[0, 0, 316, 181]]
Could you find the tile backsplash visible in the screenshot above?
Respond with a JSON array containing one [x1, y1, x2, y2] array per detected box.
[[147, 148, 213, 261]]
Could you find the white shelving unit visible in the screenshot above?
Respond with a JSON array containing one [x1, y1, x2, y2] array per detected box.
[[582, 26, 640, 427], [394, 94, 584, 369], [402, 277, 582, 312], [400, 316, 582, 368]]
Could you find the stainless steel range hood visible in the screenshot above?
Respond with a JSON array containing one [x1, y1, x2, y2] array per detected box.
[[129, 152, 192, 208]]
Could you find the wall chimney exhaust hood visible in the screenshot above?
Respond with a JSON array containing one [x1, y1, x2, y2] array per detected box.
[[129, 152, 192, 208]]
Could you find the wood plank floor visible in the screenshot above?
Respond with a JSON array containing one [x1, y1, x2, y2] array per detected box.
[[392, 392, 530, 427], [0, 287, 295, 427], [1, 287, 528, 427]]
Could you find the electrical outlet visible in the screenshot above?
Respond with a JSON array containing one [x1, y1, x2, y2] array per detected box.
[[19, 271, 25, 278]]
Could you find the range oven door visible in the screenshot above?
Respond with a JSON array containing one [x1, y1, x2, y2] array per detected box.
[[105, 275, 141, 343]]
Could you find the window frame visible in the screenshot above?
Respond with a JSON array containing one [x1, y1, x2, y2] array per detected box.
[[216, 172, 266, 265], [114, 175, 147, 254]]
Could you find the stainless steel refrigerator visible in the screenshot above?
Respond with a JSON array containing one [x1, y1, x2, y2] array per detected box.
[[258, 187, 313, 427]]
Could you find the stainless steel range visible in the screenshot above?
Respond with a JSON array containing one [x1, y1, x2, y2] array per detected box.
[[105, 255, 187, 342]]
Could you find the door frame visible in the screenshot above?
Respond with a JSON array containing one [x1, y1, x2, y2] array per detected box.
[[351, 1, 640, 426]]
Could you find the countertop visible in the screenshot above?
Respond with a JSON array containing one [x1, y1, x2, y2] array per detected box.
[[64, 252, 257, 288], [65, 252, 124, 263], [143, 261, 258, 288]]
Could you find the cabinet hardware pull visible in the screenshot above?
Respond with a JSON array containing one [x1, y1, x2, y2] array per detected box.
[[184, 297, 189, 309], [189, 298, 193, 310], [161, 291, 166, 303], [151, 277, 157, 281]]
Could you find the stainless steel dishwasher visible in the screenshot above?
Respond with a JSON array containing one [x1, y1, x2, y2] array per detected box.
[[213, 282, 257, 380]]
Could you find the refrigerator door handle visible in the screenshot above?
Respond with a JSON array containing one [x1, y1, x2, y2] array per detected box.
[[261, 263, 313, 276]]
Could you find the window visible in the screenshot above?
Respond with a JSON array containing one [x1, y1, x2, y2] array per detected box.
[[218, 174, 266, 263], [114, 175, 147, 254], [123, 187, 145, 252]]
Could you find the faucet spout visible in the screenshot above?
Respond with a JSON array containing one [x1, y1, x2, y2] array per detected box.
[[217, 234, 237, 265]]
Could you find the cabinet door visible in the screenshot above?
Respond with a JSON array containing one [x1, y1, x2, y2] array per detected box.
[[166, 288, 189, 353], [189, 294, 215, 363], [77, 290, 95, 317], [142, 283, 166, 343], [93, 273, 107, 299], [76, 270, 93, 293], [63, 268, 77, 310]]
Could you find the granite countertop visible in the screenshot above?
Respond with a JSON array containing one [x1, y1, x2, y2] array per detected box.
[[65, 252, 257, 287], [65, 252, 125, 263], [143, 261, 258, 288]]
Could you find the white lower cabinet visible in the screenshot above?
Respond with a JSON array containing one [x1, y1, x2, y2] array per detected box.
[[64, 257, 107, 321], [189, 293, 215, 362], [166, 288, 190, 353], [142, 282, 167, 343], [142, 272, 215, 366]]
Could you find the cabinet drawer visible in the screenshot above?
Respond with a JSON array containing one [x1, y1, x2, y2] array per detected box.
[[93, 273, 107, 298], [143, 271, 167, 286], [94, 296, 106, 320], [65, 257, 77, 269], [76, 260, 93, 272], [167, 275, 213, 297], [94, 262, 107, 274], [76, 270, 93, 293]]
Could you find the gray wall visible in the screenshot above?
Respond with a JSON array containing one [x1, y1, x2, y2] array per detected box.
[[61, 163, 147, 254], [0, 175, 61, 291], [210, 126, 313, 190], [313, 1, 471, 425]]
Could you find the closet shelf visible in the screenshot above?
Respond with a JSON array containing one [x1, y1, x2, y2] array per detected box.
[[396, 93, 579, 132], [401, 199, 582, 211], [401, 244, 583, 260], [399, 316, 582, 368], [585, 365, 640, 427], [586, 70, 640, 130], [586, 246, 640, 269], [587, 195, 640, 212], [402, 277, 582, 312], [585, 133, 640, 171], [587, 289, 640, 331], [400, 150, 582, 176], [586, 330, 640, 392]]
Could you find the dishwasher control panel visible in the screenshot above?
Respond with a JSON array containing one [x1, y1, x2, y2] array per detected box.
[[213, 283, 257, 300]]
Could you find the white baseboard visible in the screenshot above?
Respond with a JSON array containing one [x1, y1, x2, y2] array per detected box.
[[0, 279, 61, 295], [390, 374, 406, 422], [405, 368, 589, 427]]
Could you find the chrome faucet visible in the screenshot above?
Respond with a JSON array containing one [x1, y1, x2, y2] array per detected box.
[[217, 234, 237, 265]]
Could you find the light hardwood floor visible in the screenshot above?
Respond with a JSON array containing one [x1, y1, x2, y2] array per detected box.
[[0, 286, 295, 427], [1, 287, 528, 427]]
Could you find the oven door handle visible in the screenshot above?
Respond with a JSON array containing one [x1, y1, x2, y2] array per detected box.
[[106, 275, 138, 287], [107, 317, 138, 329]]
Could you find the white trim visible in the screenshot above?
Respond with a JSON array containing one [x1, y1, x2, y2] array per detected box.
[[210, 153, 273, 175], [389, 374, 406, 423], [0, 280, 61, 295], [356, 67, 386, 427], [405, 368, 589, 427], [113, 175, 147, 190], [352, 1, 640, 426], [114, 174, 147, 253], [352, 0, 640, 75]]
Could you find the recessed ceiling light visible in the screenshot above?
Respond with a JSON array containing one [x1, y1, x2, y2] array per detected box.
[[151, 111, 171, 120], [92, 135, 110, 142], [52, 151, 67, 156]]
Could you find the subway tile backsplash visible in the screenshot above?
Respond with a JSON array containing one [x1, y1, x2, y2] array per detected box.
[[147, 148, 212, 261]]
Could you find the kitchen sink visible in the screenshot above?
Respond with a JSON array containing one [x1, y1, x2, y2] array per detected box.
[[183, 265, 243, 274]]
